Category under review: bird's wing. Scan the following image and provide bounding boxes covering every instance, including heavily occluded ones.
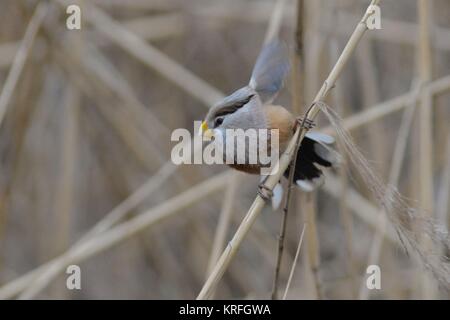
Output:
[249,40,290,104]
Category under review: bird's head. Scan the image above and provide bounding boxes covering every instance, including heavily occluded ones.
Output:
[199,40,290,138]
[199,86,260,138]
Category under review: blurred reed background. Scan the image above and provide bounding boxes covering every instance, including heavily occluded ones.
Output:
[0,0,449,299]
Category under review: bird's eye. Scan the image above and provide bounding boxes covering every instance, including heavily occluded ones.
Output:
[214,117,224,127]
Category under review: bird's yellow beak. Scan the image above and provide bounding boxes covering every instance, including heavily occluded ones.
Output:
[199,121,214,139]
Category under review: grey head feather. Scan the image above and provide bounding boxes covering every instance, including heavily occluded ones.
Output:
[214,86,256,111]
[249,40,290,104]
[204,86,267,140]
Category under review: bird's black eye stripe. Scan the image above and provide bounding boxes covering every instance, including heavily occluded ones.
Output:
[213,94,255,122]
[215,94,255,118]
[233,94,254,108]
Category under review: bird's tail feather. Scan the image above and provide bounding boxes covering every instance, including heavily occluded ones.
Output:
[284,132,340,192]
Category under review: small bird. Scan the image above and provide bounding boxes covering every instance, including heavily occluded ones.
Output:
[199,41,339,202]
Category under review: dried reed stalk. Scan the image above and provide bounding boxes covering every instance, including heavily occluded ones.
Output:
[271,0,304,300]
[282,223,306,299]
[303,193,322,299]
[417,0,438,299]
[205,172,240,299]
[0,2,48,129]
[329,35,358,298]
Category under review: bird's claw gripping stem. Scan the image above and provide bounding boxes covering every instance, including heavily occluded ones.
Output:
[257,183,273,202]
[295,117,315,131]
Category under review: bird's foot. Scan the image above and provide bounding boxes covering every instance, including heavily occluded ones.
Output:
[257,183,273,202]
[295,117,315,131]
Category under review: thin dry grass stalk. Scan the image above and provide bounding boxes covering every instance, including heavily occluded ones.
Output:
[0,2,48,129]
[304,193,322,299]
[417,0,438,298]
[206,173,240,276]
[271,0,305,300]
[329,36,358,298]
[271,185,291,299]
[52,85,79,262]
[282,223,307,299]
[204,172,241,299]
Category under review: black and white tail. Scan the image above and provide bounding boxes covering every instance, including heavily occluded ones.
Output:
[269,132,340,210]
[285,132,340,192]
